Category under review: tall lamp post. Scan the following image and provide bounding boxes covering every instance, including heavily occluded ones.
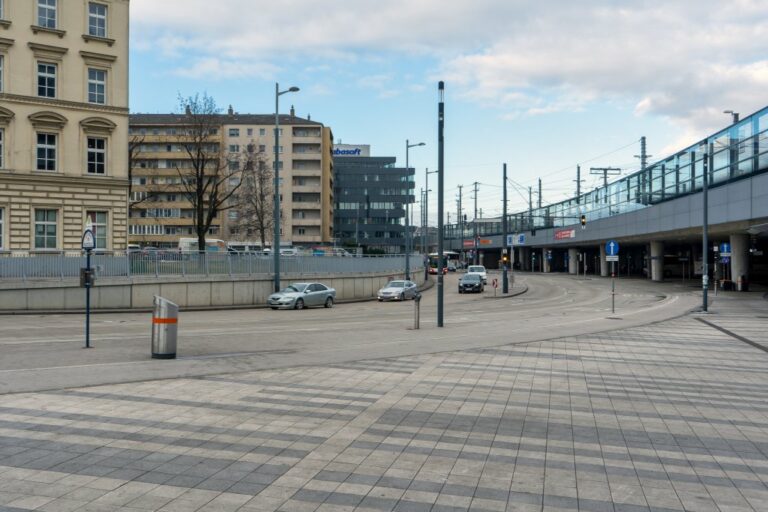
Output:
[723,110,739,124]
[273,83,300,293]
[405,140,425,280]
[424,167,438,254]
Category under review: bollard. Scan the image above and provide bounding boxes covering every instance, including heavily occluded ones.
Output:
[151,296,179,359]
[413,292,422,329]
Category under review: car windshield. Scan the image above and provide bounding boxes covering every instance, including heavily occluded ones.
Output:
[282,284,308,293]
[463,274,481,281]
[468,266,485,273]
[387,281,405,288]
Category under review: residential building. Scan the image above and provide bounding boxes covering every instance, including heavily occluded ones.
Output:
[128,108,334,248]
[0,0,130,252]
[333,145,415,253]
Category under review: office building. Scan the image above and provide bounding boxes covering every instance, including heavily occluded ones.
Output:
[333,145,414,253]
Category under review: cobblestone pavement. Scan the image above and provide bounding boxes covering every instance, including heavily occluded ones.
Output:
[1,308,767,511]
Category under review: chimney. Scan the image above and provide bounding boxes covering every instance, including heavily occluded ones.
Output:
[307,113,311,121]
[228,105,234,115]
[290,105,295,117]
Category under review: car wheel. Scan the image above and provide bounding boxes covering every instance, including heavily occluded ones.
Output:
[400,293,405,301]
[324,297,334,308]
[295,299,305,310]
[270,307,278,310]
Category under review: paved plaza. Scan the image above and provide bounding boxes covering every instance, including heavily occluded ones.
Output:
[0,289,767,511]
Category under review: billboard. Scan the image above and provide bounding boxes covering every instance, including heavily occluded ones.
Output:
[333,144,371,157]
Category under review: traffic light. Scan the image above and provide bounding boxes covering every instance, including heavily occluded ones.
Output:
[580,214,586,229]
[502,254,508,264]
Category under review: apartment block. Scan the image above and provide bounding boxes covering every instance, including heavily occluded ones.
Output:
[128,108,334,248]
[0,0,130,252]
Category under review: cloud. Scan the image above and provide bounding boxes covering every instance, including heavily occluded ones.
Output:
[132,0,768,134]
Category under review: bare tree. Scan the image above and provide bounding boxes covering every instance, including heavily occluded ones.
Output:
[229,143,275,249]
[174,94,242,252]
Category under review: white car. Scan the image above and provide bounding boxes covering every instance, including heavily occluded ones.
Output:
[377,280,418,301]
[466,265,488,284]
[267,282,336,310]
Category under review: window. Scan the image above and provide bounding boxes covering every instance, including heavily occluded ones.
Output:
[34,209,57,249]
[87,211,107,249]
[88,2,107,37]
[298,228,306,235]
[37,63,56,98]
[247,128,253,136]
[259,144,266,153]
[0,0,4,19]
[88,68,106,104]
[0,128,3,169]
[228,161,239,171]
[259,128,266,136]
[36,133,56,171]
[0,207,3,250]
[38,0,56,28]
[229,144,239,153]
[87,137,106,174]
[0,55,4,93]
[229,128,239,137]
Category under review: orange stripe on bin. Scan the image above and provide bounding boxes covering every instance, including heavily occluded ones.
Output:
[152,317,178,324]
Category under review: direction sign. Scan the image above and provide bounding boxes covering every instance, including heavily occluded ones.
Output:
[81,229,95,251]
[606,255,619,262]
[719,242,731,256]
[605,240,620,257]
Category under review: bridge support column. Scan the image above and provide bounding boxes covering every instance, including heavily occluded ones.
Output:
[730,233,750,285]
[650,241,664,282]
[600,243,608,277]
[568,248,578,275]
[542,249,551,273]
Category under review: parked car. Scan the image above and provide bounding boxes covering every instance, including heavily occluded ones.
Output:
[268,282,336,310]
[377,280,418,301]
[428,266,448,275]
[458,273,484,293]
[466,265,488,284]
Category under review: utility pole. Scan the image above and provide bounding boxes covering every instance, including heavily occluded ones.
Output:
[502,163,509,294]
[473,181,479,265]
[420,187,425,254]
[437,81,445,328]
[635,137,651,204]
[575,165,582,204]
[702,144,710,312]
[528,186,533,230]
[457,185,463,263]
[590,167,622,189]
[537,178,542,209]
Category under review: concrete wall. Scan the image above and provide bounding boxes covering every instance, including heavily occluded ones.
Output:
[0,270,426,312]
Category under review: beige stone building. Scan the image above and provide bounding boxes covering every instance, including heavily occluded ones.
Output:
[0,0,130,252]
[128,110,334,248]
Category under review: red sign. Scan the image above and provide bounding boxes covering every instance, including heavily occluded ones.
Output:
[463,239,492,247]
[492,278,498,288]
[554,229,576,240]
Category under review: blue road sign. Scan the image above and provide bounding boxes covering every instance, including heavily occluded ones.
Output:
[721,256,731,264]
[719,242,731,256]
[605,240,620,256]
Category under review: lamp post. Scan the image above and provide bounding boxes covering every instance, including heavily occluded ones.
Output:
[405,140,425,280]
[273,83,299,293]
[425,167,438,254]
[723,110,739,124]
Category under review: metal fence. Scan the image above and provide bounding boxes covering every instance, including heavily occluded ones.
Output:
[0,252,425,281]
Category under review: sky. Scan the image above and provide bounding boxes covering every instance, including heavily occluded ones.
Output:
[130,0,768,224]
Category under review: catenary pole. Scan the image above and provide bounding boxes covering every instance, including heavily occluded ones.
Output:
[437,82,445,327]
[502,163,509,294]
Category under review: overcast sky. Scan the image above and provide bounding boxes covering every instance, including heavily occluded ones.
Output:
[130,0,768,222]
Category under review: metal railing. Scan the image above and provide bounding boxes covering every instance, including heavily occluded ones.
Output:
[0,251,424,282]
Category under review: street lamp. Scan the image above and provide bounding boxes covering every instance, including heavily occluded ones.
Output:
[273,83,300,293]
[405,140,425,280]
[723,110,739,124]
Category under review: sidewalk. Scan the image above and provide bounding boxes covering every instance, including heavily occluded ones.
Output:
[0,296,765,511]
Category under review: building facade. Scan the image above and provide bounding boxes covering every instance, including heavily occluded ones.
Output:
[128,110,334,248]
[0,0,130,252]
[333,145,415,253]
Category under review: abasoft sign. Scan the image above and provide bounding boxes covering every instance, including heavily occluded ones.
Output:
[333,144,371,157]
[554,228,576,240]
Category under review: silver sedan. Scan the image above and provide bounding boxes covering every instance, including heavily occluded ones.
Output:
[377,280,418,301]
[267,282,336,310]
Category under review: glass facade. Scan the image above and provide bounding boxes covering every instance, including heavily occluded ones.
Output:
[445,106,768,240]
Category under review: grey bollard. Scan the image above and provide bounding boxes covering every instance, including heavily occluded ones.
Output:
[151,296,178,359]
[414,292,422,329]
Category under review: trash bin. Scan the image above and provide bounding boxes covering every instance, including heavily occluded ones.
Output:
[738,275,749,292]
[151,296,178,359]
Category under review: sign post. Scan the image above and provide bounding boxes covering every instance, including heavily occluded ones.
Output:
[81,229,95,349]
[606,240,620,314]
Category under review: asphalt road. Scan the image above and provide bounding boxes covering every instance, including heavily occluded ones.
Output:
[0,272,702,394]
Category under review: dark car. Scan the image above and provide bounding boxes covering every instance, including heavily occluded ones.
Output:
[458,273,484,293]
